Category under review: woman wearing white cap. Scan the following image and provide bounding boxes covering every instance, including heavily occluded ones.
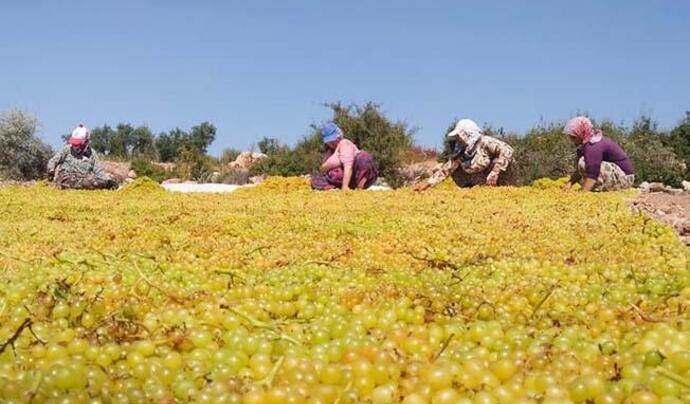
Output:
[47,124,117,189]
[414,119,515,191]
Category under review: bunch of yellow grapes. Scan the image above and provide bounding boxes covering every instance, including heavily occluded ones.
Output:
[0,178,688,403]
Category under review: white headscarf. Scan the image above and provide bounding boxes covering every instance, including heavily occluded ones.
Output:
[447,119,483,156]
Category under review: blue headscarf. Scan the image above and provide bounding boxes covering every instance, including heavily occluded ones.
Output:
[322,123,343,143]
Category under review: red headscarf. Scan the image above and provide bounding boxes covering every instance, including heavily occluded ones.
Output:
[69,124,90,147]
[563,116,602,144]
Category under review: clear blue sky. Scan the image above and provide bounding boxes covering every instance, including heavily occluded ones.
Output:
[1,1,688,155]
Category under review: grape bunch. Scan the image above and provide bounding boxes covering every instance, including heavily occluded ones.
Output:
[0,179,687,403]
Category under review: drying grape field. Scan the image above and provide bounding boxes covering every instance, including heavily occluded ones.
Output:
[0,178,688,403]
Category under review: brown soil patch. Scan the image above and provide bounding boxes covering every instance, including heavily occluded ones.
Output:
[631,192,690,245]
[100,161,131,183]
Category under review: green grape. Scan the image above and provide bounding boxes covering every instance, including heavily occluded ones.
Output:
[0,179,688,402]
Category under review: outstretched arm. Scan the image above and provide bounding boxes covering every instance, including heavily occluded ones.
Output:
[414,159,459,191]
[485,139,513,186]
[341,163,353,191]
[47,148,68,175]
[581,178,596,192]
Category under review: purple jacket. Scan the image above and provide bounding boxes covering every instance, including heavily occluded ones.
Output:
[578,137,634,179]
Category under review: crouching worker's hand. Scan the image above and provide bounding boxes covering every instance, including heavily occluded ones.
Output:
[486,170,499,186]
[413,182,431,192]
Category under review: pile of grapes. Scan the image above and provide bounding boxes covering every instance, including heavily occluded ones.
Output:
[0,179,688,403]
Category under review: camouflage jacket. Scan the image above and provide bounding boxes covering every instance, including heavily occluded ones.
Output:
[47,146,110,179]
[427,136,514,187]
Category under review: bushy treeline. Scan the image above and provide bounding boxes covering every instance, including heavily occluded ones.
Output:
[0,110,53,181]
[60,121,216,162]
[249,102,416,187]
[440,114,690,187]
[58,121,218,182]
[1,105,689,187]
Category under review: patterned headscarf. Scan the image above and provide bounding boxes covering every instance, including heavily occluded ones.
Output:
[448,119,483,158]
[563,116,602,144]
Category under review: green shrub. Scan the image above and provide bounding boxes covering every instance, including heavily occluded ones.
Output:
[619,117,686,186]
[437,121,573,185]
[664,114,690,179]
[249,136,321,177]
[250,102,416,188]
[437,116,687,186]
[88,124,156,159]
[330,102,415,187]
[119,176,164,193]
[155,122,216,162]
[502,124,574,185]
[173,145,216,181]
[219,167,250,185]
[220,148,242,165]
[0,109,53,180]
[130,158,171,183]
[257,137,284,155]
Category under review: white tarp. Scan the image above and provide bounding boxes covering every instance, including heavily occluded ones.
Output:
[161,183,253,193]
[367,185,392,191]
[161,183,392,193]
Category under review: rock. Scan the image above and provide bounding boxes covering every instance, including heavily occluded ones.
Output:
[638,182,650,192]
[647,182,667,193]
[162,178,182,184]
[153,162,176,172]
[228,152,268,170]
[637,182,684,194]
[210,171,221,183]
[100,160,131,183]
[127,170,137,179]
[249,175,266,184]
[640,183,650,192]
[682,180,690,192]
[679,220,690,236]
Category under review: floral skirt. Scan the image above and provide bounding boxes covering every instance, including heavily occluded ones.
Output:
[577,157,635,191]
[451,161,517,188]
[311,151,379,190]
[55,170,118,190]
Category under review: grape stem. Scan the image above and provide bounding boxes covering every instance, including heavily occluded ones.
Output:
[244,245,271,256]
[0,317,44,354]
[629,303,663,323]
[0,251,33,265]
[27,370,43,404]
[334,382,354,404]
[405,250,462,271]
[656,367,690,389]
[214,270,246,286]
[530,286,557,319]
[222,306,301,345]
[302,260,342,268]
[257,356,284,388]
[432,333,455,362]
[224,306,271,328]
[133,263,185,304]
